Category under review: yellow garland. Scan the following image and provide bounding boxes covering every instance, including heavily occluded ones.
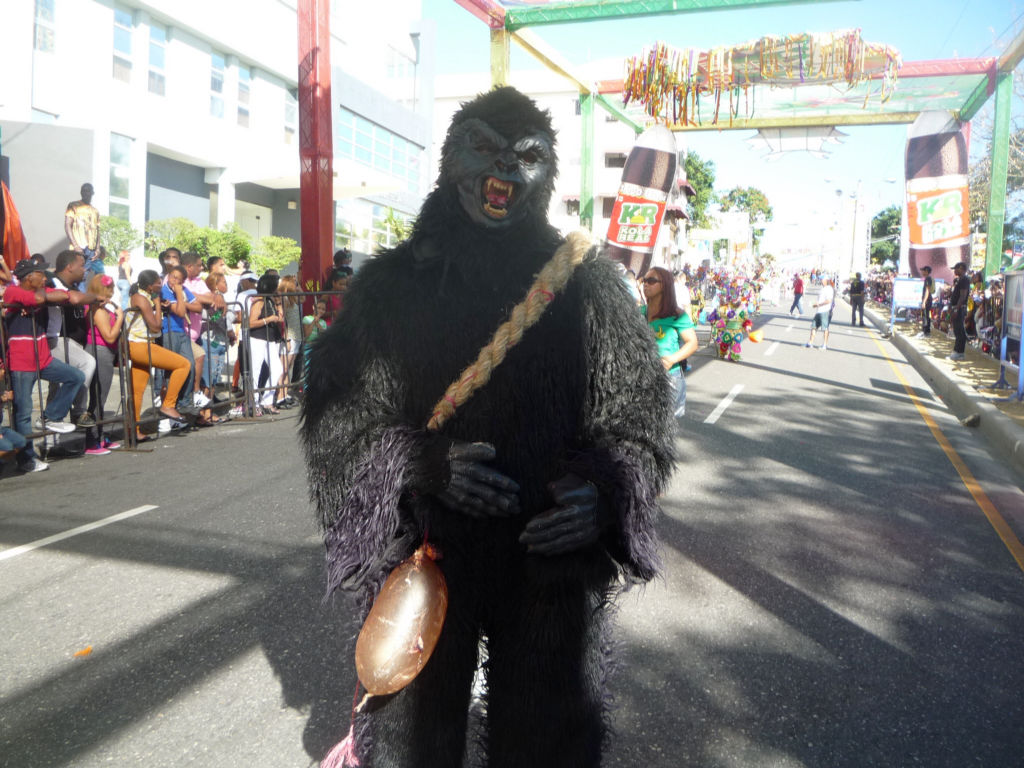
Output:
[426,230,592,432]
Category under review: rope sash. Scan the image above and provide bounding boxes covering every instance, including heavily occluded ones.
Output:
[427,230,592,431]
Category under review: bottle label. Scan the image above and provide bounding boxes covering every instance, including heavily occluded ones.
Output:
[907,174,969,248]
[606,193,667,251]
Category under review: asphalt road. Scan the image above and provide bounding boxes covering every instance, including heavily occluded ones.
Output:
[1,290,1023,767]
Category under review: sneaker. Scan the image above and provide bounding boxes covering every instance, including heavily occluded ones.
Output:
[152,395,162,408]
[18,458,49,473]
[34,418,76,434]
[193,392,211,408]
[804,342,811,348]
[158,418,172,433]
[84,446,111,456]
[948,352,966,361]
[228,405,245,418]
[820,344,827,350]
[102,439,122,450]
[75,413,96,428]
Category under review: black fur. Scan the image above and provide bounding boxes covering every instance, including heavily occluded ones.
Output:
[302,86,675,767]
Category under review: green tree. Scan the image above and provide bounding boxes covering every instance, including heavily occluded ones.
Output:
[719,186,773,249]
[870,204,901,265]
[144,217,205,259]
[683,151,716,229]
[968,67,1024,239]
[249,235,300,275]
[205,223,252,267]
[99,216,142,263]
[373,208,414,251]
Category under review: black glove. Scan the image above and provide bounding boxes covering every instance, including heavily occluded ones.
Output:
[519,474,613,556]
[415,437,520,518]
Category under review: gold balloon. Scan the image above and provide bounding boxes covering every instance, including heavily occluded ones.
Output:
[355,545,448,696]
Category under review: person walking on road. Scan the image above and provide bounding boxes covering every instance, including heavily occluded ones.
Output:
[805,278,835,351]
[849,272,866,327]
[641,266,699,416]
[790,273,804,316]
[917,265,934,337]
[948,262,969,361]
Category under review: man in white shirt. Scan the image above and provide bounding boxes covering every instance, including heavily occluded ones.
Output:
[805,278,835,351]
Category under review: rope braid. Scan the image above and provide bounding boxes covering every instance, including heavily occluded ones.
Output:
[427,230,592,432]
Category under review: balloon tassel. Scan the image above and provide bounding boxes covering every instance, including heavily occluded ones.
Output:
[321,723,360,768]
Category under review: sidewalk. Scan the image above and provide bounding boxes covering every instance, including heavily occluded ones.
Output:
[856,298,1024,482]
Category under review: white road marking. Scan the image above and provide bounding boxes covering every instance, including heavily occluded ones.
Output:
[704,384,744,425]
[0,505,159,562]
[764,341,780,356]
[784,324,794,333]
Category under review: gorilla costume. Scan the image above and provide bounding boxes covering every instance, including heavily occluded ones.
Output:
[302,87,675,767]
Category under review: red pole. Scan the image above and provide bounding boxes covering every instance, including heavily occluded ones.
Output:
[297,0,334,303]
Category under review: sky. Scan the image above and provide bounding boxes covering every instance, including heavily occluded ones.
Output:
[419,0,1024,256]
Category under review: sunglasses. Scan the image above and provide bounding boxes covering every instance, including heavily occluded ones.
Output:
[642,277,660,285]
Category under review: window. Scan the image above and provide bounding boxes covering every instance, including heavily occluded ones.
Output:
[148,23,166,95]
[34,0,55,53]
[335,108,423,193]
[237,66,250,127]
[210,52,225,118]
[109,133,132,220]
[604,153,626,169]
[602,197,616,219]
[111,7,135,82]
[284,89,297,143]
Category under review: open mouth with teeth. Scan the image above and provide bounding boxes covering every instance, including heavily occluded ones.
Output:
[482,176,516,219]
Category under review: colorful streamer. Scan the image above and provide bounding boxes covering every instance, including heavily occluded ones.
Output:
[623,29,902,128]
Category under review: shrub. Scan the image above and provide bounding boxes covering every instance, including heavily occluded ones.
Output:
[100,216,143,263]
[250,235,301,275]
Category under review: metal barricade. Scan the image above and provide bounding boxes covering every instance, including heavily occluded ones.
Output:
[239,289,341,417]
[0,297,116,460]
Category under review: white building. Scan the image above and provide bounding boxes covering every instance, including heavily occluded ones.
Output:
[0,0,434,265]
[433,69,692,269]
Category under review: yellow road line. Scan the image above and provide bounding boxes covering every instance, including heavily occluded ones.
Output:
[870,333,1024,573]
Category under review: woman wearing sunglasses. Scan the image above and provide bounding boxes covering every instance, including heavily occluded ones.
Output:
[641,267,698,417]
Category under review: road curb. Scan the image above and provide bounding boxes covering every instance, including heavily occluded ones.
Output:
[858,301,1024,481]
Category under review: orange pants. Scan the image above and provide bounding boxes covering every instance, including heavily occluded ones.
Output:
[128,341,190,419]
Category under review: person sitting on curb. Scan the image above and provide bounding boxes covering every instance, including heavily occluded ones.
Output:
[2,256,86,473]
[805,278,835,351]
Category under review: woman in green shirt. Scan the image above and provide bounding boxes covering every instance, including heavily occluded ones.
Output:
[641,267,699,416]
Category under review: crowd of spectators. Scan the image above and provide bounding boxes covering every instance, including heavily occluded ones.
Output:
[865,266,1016,364]
[0,247,352,477]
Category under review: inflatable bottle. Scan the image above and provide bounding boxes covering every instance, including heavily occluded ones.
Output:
[604,125,678,278]
[905,111,971,283]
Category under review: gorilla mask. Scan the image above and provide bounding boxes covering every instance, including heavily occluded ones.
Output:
[441,87,557,229]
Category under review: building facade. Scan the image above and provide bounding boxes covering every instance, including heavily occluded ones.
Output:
[0,0,434,267]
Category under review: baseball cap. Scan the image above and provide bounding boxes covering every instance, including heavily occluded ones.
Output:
[239,271,258,282]
[13,255,49,280]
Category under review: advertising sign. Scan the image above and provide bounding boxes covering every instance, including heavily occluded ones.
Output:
[606,193,666,250]
[892,277,925,309]
[1006,272,1024,342]
[906,176,970,248]
[904,111,970,283]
